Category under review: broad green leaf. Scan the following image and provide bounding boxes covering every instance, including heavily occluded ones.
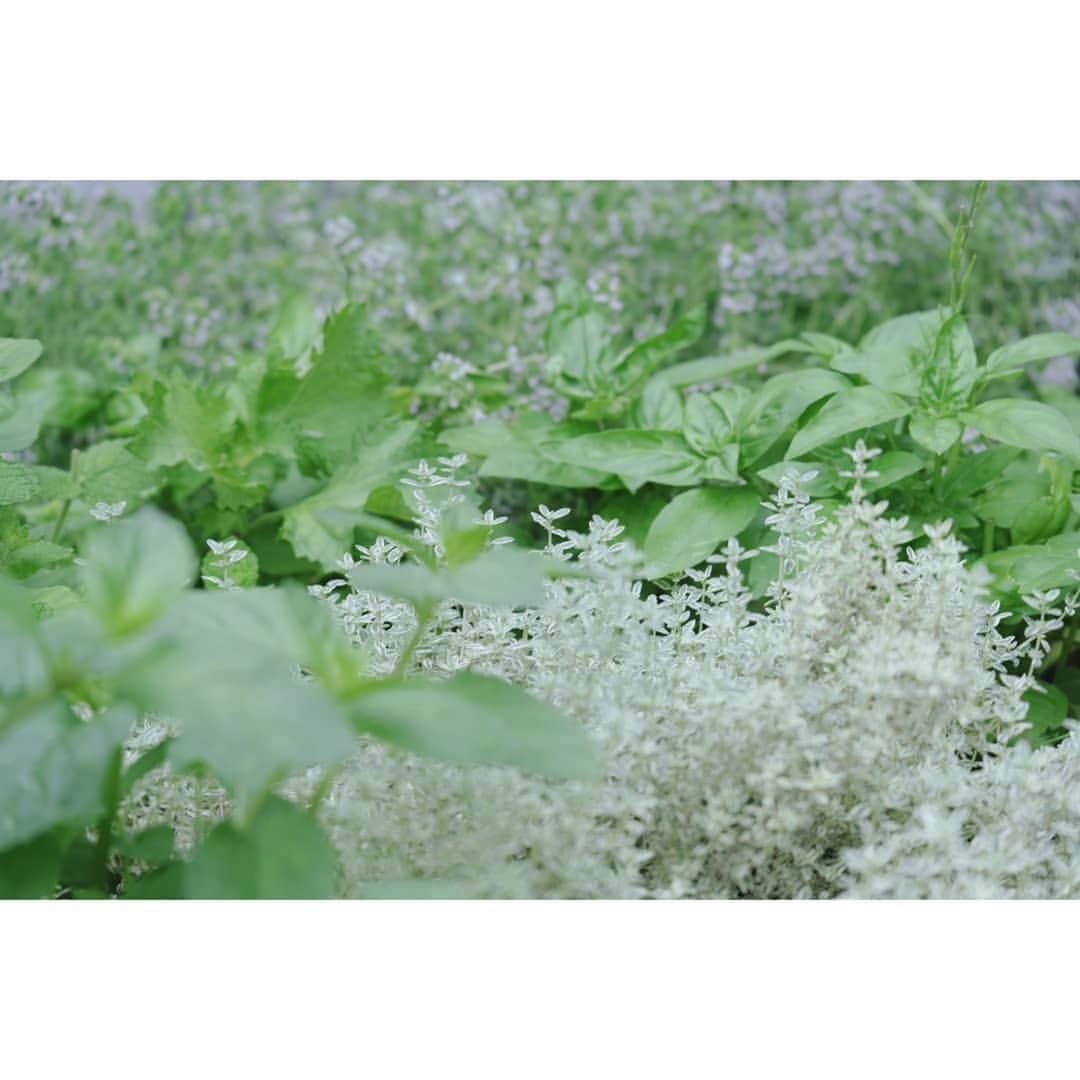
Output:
[0,391,50,453]
[860,451,924,492]
[908,412,963,455]
[683,394,734,456]
[960,400,1080,460]
[266,296,321,364]
[1021,682,1069,748]
[0,574,48,697]
[0,830,66,898]
[786,387,912,459]
[978,531,1080,596]
[831,342,920,396]
[441,414,615,489]
[552,430,704,491]
[545,281,612,389]
[350,546,550,610]
[128,797,338,899]
[702,444,742,483]
[118,589,355,805]
[940,446,1023,501]
[649,339,809,391]
[643,487,759,578]
[756,460,839,496]
[799,331,853,360]
[618,303,706,384]
[273,304,392,463]
[279,421,418,570]
[973,455,1071,544]
[77,440,156,505]
[634,380,683,431]
[79,507,197,636]
[0,460,39,506]
[984,333,1080,379]
[0,702,131,851]
[740,369,851,464]
[0,339,43,383]
[351,671,599,781]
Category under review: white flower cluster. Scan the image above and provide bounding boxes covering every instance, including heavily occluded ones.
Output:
[310,445,1072,898]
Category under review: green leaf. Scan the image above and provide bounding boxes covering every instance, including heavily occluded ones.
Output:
[0,830,65,898]
[756,460,839,496]
[740,369,851,464]
[984,333,1080,379]
[79,507,197,637]
[1021,682,1069,748]
[266,296,321,364]
[0,391,50,453]
[116,824,175,864]
[351,671,599,781]
[973,455,1072,544]
[908,412,963,455]
[834,310,945,396]
[118,589,356,805]
[860,451,924,492]
[76,440,156,505]
[618,303,706,385]
[650,339,808,391]
[551,430,704,491]
[960,400,1080,460]
[349,546,550,610]
[0,460,40,507]
[272,304,392,464]
[544,281,613,390]
[978,531,1080,596]
[940,446,1023,501]
[643,487,759,578]
[279,421,418,570]
[682,394,735,456]
[786,387,912,459]
[634,380,683,431]
[128,797,338,899]
[0,339,43,383]
[0,703,132,852]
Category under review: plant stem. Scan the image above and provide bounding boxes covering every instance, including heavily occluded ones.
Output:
[392,603,433,679]
[50,447,81,542]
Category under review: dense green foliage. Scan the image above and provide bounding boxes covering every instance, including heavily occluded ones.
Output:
[1,181,1078,898]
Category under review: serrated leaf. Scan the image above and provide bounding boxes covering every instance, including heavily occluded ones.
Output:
[643,487,759,578]
[280,421,418,570]
[77,440,156,505]
[0,460,39,506]
[351,671,599,781]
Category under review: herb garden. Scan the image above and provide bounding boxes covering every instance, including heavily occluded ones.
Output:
[1,180,1078,899]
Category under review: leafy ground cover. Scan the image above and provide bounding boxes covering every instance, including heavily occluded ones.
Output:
[1,180,1078,898]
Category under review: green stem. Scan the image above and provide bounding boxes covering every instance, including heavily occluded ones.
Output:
[307,765,341,820]
[50,447,81,542]
[982,519,995,557]
[93,747,124,894]
[391,603,434,680]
